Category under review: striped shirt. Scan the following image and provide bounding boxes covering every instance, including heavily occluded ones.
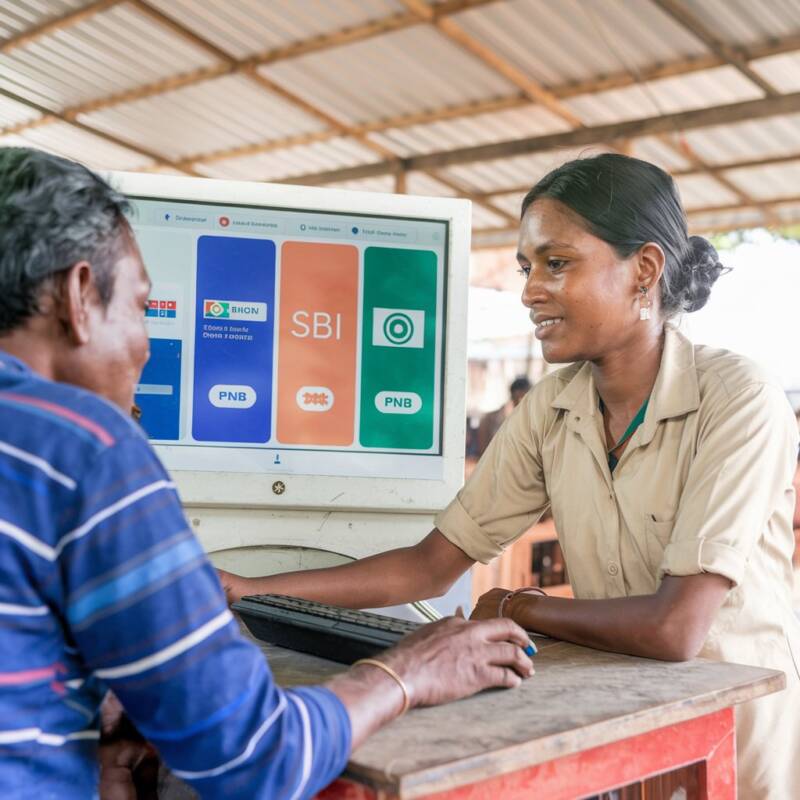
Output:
[0,350,351,799]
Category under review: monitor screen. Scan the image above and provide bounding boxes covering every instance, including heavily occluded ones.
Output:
[117,175,469,514]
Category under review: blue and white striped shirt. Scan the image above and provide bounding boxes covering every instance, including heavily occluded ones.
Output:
[0,350,351,799]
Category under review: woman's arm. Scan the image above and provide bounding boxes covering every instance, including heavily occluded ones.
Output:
[218,528,475,608]
[471,572,731,661]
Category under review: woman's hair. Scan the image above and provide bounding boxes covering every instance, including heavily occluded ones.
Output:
[520,153,727,316]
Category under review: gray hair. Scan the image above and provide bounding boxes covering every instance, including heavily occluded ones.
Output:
[0,147,130,334]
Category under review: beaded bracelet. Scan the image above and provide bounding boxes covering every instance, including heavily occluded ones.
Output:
[497,585,547,619]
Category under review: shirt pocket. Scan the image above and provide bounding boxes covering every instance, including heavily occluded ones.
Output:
[644,515,675,576]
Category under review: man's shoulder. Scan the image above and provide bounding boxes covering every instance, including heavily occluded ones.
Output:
[0,371,143,456]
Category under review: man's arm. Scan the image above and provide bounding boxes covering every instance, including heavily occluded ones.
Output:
[68,437,532,799]
[218,528,474,608]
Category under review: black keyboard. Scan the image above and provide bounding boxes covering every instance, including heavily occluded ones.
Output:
[233,594,421,664]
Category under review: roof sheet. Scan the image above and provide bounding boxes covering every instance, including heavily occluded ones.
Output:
[751,51,800,94]
[0,119,153,170]
[680,0,800,47]
[260,26,517,127]
[724,160,800,201]
[368,103,570,158]
[0,3,220,111]
[80,74,328,161]
[0,0,87,40]
[451,0,708,87]
[195,136,380,182]
[564,66,764,127]
[144,0,404,60]
[674,173,741,210]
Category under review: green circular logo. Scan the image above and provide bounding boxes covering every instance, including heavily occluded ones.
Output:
[383,312,414,345]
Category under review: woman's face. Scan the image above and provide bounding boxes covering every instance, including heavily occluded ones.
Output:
[517,198,646,364]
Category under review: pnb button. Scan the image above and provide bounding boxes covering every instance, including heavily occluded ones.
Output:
[296,386,334,412]
[375,391,422,415]
[208,384,257,409]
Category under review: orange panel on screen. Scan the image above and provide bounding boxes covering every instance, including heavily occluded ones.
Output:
[277,242,358,445]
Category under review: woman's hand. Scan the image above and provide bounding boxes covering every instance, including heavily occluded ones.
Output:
[215,568,253,606]
[469,587,511,621]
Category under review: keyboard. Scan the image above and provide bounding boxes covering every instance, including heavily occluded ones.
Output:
[233,594,422,664]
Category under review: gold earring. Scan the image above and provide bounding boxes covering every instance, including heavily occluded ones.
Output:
[639,287,651,321]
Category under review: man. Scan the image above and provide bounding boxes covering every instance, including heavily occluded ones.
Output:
[0,148,533,799]
[476,375,531,456]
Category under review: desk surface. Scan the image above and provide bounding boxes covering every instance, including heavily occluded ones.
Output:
[255,633,784,798]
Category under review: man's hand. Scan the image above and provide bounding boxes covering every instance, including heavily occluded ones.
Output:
[469,587,512,621]
[381,614,534,707]
[99,692,158,800]
[330,613,534,748]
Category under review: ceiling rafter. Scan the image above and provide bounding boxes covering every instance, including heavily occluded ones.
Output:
[651,0,779,97]
[277,91,800,185]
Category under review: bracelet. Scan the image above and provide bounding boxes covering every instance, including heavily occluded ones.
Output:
[351,658,411,716]
[497,586,547,619]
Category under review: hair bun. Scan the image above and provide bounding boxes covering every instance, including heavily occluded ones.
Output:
[678,236,727,313]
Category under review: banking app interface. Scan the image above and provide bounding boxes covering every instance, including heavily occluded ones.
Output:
[130,198,447,480]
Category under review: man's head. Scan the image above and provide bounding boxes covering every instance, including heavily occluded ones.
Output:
[0,147,151,410]
[509,376,531,407]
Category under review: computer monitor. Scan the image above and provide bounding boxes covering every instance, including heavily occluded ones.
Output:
[113,172,471,516]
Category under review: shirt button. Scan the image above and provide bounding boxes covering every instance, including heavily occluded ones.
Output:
[607,561,619,576]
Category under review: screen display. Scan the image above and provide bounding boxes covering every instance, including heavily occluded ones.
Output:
[129,197,448,481]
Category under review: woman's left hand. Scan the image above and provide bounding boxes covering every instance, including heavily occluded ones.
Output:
[469,587,511,621]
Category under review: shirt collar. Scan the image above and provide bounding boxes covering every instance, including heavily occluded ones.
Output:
[550,325,700,432]
[0,349,32,375]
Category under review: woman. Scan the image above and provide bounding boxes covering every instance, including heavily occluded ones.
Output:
[221,154,799,798]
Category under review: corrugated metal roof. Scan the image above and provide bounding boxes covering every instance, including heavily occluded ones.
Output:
[80,74,328,161]
[688,206,767,233]
[776,202,800,223]
[680,114,800,165]
[564,66,763,127]
[674,173,741,210]
[368,103,569,158]
[751,51,800,94]
[144,0,404,60]
[451,0,708,87]
[0,92,42,127]
[329,175,396,193]
[0,0,87,40]
[630,136,693,172]
[0,3,220,111]
[680,0,800,46]
[441,144,613,194]
[195,136,380,182]
[485,191,524,219]
[1,0,799,246]
[260,26,517,127]
[0,119,153,170]
[724,160,800,201]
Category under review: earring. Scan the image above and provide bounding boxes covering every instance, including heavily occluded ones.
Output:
[639,286,651,321]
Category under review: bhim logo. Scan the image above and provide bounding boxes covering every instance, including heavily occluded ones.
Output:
[204,300,229,319]
[203,299,268,322]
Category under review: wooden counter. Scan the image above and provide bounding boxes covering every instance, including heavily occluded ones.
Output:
[258,635,784,800]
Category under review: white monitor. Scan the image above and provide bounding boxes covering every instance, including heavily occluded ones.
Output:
[113,172,471,516]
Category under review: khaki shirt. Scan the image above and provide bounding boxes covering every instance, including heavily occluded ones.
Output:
[437,326,800,799]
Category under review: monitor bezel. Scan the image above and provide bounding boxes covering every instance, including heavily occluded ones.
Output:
[109,171,471,514]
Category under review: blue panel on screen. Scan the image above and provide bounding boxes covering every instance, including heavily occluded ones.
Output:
[192,236,276,443]
[135,338,182,440]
